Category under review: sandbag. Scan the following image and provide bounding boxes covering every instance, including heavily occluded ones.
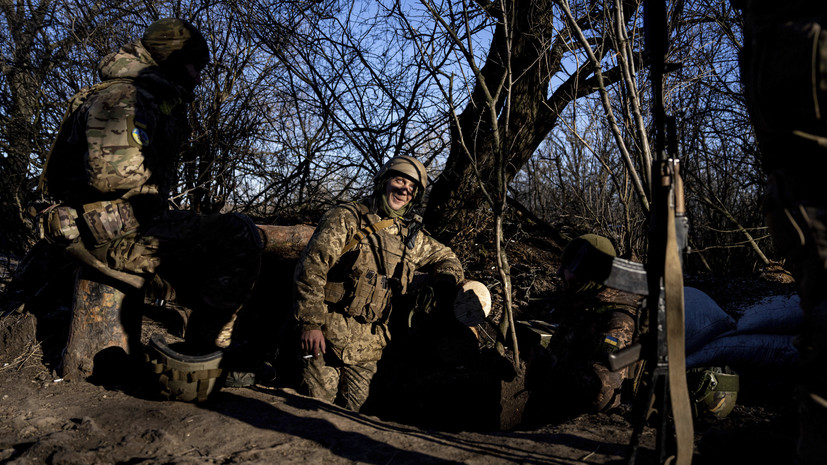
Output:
[686,333,799,369]
[736,294,803,335]
[684,287,736,354]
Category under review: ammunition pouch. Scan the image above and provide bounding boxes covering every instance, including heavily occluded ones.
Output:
[34,199,147,289]
[145,334,224,402]
[37,204,81,243]
[324,269,396,323]
[81,199,140,246]
[36,199,139,247]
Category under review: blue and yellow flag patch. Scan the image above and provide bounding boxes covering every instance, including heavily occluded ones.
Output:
[131,127,150,146]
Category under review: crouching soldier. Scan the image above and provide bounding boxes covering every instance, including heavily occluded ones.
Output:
[293,156,465,411]
[525,234,740,424]
[31,18,262,396]
[525,234,640,421]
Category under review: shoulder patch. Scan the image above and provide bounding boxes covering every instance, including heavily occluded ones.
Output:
[131,127,150,146]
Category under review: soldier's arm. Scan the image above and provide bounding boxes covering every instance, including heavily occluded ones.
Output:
[82,84,153,194]
[413,233,465,288]
[293,205,358,331]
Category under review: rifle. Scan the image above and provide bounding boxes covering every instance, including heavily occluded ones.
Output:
[630,1,693,463]
[569,1,692,463]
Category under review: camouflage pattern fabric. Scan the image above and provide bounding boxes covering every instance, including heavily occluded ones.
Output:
[527,287,640,418]
[302,356,379,411]
[294,198,464,411]
[141,18,209,70]
[739,3,827,464]
[42,40,190,209]
[36,37,262,353]
[107,210,263,350]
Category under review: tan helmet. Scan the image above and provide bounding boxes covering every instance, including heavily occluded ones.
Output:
[373,156,428,203]
[454,280,492,326]
[145,334,224,402]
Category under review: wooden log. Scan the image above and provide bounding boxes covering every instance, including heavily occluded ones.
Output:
[59,269,142,381]
[257,224,315,261]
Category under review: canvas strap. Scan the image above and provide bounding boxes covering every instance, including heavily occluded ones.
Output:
[341,219,395,254]
[665,196,693,465]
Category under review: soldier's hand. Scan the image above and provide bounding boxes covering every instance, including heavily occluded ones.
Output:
[301,329,326,358]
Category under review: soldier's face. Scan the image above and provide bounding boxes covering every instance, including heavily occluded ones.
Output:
[183,63,203,87]
[386,176,415,210]
[558,266,578,292]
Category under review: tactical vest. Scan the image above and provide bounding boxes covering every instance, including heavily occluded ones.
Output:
[33,79,182,289]
[322,202,414,324]
[39,79,132,199]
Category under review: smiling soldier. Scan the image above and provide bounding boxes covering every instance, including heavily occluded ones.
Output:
[293,156,465,411]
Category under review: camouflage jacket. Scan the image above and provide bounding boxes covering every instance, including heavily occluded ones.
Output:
[543,286,641,413]
[42,40,191,216]
[294,199,464,363]
[550,287,639,360]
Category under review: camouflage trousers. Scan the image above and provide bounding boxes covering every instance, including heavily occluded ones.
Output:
[299,311,390,411]
[101,209,263,350]
[301,355,378,412]
[526,307,636,419]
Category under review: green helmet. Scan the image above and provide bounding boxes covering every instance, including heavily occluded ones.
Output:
[373,156,428,204]
[145,334,224,402]
[687,366,740,420]
[142,18,210,71]
[560,234,616,268]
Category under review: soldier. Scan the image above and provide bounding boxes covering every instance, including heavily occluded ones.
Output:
[736,3,827,464]
[293,156,465,411]
[34,18,262,391]
[526,234,640,420]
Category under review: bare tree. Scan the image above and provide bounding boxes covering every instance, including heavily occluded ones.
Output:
[504,0,768,273]
[236,0,456,218]
[0,0,777,279]
[0,0,102,254]
[419,0,642,239]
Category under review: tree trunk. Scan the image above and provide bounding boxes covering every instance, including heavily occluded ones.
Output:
[424,0,628,239]
[59,269,143,381]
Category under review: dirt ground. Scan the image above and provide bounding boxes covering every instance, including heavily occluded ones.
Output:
[0,351,639,465]
[0,310,800,465]
[0,230,803,465]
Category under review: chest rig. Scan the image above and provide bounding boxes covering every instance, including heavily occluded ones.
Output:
[323,202,422,324]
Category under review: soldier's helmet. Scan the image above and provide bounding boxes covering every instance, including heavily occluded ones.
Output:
[373,156,428,204]
[145,334,225,403]
[142,18,210,72]
[560,234,616,270]
[687,366,740,420]
[454,280,492,326]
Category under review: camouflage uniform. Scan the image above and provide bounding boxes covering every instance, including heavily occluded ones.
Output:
[39,21,261,354]
[529,286,639,418]
[294,198,464,411]
[738,3,827,463]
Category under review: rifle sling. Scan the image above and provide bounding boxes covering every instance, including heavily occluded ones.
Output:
[65,240,146,289]
[665,203,693,465]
